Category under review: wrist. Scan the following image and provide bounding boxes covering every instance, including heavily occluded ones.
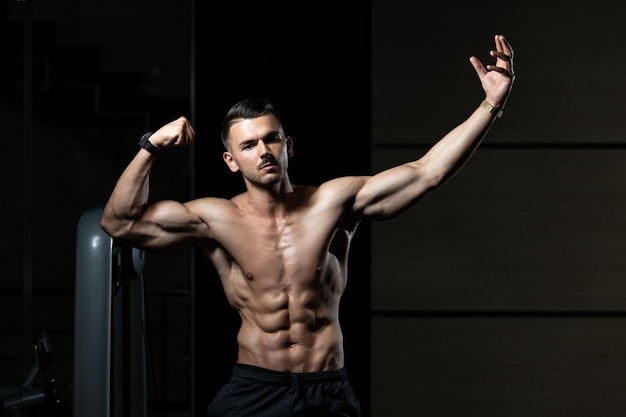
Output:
[480,100,504,119]
[138,132,160,155]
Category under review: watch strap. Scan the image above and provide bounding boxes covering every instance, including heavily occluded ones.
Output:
[139,132,160,155]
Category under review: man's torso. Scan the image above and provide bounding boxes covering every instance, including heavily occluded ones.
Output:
[195,182,360,372]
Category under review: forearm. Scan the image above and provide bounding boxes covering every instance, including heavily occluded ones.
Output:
[422,32,514,185]
[418,101,499,186]
[102,149,156,230]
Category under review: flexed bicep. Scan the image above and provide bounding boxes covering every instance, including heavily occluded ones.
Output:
[105,199,207,250]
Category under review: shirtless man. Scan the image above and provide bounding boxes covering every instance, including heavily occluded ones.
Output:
[100,35,515,416]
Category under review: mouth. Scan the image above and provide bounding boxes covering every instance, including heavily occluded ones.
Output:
[260,162,277,171]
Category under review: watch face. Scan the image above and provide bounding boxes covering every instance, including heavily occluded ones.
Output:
[140,132,159,154]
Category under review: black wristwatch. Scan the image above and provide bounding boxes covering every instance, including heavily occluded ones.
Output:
[138,132,160,155]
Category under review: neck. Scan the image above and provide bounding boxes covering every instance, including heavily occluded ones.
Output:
[243,175,294,215]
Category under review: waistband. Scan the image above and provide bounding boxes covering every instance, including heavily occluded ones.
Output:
[232,363,348,386]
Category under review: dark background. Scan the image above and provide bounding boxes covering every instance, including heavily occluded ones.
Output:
[3,1,626,417]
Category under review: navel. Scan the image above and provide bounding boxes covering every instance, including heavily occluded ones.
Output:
[246,272,254,281]
[316,264,323,272]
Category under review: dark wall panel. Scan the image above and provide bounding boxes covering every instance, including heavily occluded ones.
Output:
[372,0,626,147]
[371,1,626,416]
[372,317,626,417]
[371,147,626,311]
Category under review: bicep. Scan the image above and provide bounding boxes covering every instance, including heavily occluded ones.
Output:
[119,199,207,250]
[353,161,435,220]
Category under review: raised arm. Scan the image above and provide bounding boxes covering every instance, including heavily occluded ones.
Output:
[355,34,515,220]
[100,116,201,249]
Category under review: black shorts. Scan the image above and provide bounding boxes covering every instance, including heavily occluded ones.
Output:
[206,364,362,417]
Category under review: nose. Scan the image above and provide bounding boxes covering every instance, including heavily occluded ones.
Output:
[258,142,272,158]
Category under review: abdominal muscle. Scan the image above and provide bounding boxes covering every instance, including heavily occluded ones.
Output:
[237,318,344,373]
[234,287,345,373]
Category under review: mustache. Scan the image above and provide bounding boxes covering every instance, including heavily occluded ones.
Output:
[261,152,274,161]
[259,153,277,168]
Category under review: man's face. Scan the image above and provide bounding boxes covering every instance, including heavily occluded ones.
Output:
[222,114,293,187]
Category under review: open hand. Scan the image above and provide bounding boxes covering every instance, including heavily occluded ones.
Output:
[469,34,515,108]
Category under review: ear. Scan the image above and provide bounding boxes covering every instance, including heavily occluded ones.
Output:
[286,136,294,158]
[223,151,240,173]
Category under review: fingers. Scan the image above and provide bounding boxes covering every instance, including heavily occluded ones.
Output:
[152,116,195,148]
[491,34,514,77]
[468,34,515,78]
[473,35,514,83]
[485,64,514,79]
[495,34,513,59]
[176,116,195,145]
[469,55,488,78]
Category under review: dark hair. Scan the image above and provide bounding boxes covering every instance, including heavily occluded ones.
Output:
[220,97,283,149]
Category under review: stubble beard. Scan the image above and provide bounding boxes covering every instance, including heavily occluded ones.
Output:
[243,166,284,188]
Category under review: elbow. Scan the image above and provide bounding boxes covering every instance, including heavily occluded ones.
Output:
[410,160,445,191]
[99,209,130,239]
[99,216,119,238]
[99,209,112,236]
[423,172,446,191]
[99,200,148,239]
[416,156,460,190]
[424,163,459,189]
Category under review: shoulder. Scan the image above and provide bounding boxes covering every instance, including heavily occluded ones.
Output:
[183,196,240,222]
